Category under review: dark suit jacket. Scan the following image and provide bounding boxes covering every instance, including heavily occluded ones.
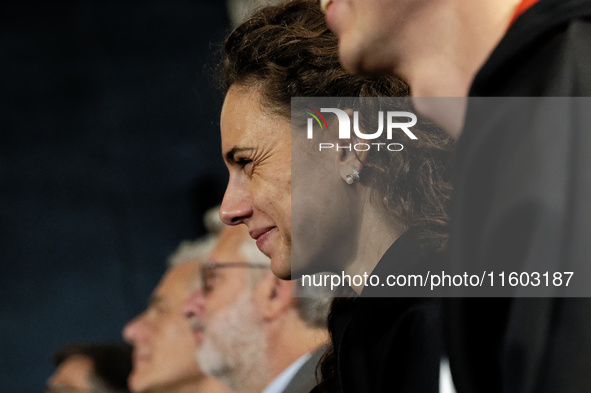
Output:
[447,0,591,392]
[310,230,443,393]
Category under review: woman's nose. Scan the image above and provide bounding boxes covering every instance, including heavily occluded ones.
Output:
[220,179,253,225]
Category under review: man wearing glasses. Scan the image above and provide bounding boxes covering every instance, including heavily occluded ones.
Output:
[122,236,230,393]
[183,224,330,393]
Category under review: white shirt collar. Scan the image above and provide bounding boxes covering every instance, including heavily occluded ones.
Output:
[261,352,313,393]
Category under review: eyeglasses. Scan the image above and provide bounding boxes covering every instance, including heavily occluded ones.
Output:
[200,261,269,296]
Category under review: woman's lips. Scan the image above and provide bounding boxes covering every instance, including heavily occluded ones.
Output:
[250,227,276,255]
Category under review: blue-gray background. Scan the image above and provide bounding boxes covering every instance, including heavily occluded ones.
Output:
[0,1,230,391]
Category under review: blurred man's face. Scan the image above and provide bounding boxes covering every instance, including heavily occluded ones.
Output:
[322,0,416,74]
[195,273,268,389]
[46,356,93,393]
[123,262,202,392]
[184,226,270,389]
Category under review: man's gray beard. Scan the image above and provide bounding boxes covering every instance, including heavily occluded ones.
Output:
[196,290,269,391]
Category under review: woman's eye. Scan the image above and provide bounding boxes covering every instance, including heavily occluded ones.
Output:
[237,159,254,175]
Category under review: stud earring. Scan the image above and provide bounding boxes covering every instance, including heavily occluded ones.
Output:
[345,168,360,185]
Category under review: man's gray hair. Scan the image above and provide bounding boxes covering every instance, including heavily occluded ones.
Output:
[167,205,224,268]
[167,234,218,268]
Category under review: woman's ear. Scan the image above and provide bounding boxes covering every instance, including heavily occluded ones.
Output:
[337,109,368,185]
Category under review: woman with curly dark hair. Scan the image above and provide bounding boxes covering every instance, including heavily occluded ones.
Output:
[216,1,454,392]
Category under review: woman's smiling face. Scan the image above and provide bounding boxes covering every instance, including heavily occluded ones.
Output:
[219,86,293,279]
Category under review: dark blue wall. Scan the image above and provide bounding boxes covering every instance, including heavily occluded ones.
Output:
[0,1,230,391]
